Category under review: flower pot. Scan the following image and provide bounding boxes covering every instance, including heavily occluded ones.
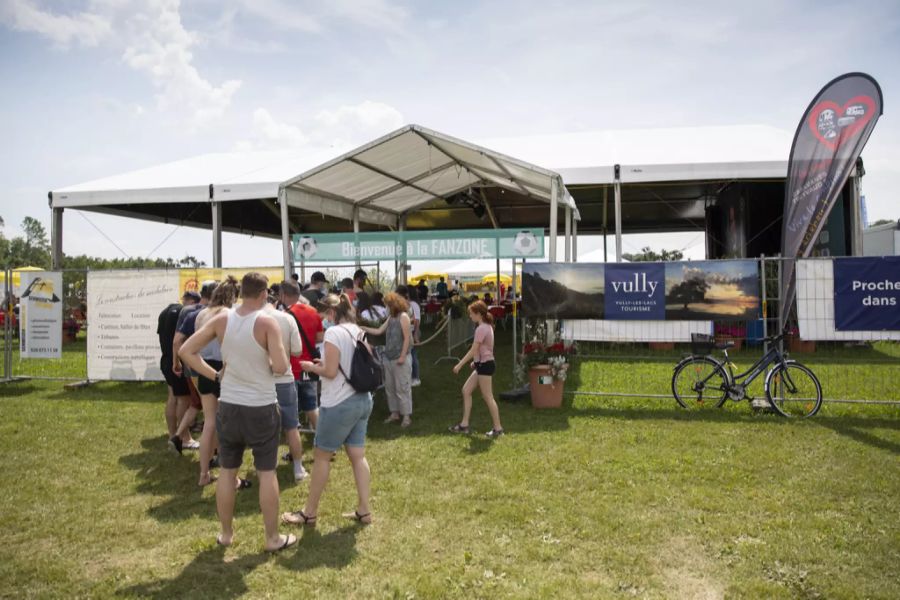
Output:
[649,342,674,351]
[528,365,564,409]
[788,337,815,353]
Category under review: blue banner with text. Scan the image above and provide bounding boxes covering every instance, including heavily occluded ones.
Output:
[834,257,900,331]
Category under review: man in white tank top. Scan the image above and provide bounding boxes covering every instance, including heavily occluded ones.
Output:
[179,272,297,552]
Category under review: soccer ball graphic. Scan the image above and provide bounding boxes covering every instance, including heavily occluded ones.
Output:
[513,230,539,255]
[296,236,318,260]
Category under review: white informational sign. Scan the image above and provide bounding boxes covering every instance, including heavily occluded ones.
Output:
[87,270,179,381]
[19,271,63,359]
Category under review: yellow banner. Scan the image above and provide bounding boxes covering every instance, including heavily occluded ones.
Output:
[177,267,285,299]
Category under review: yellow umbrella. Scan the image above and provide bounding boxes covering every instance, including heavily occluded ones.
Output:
[410,272,448,282]
[481,273,512,284]
[0,266,44,293]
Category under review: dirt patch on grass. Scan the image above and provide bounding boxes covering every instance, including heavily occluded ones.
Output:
[656,536,724,600]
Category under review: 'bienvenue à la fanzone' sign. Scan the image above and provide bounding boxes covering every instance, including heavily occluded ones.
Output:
[292,228,545,262]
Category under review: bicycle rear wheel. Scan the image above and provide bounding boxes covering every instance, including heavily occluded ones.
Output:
[765,361,822,418]
[671,356,728,410]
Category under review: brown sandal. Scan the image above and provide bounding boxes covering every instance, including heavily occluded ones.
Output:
[282,510,317,527]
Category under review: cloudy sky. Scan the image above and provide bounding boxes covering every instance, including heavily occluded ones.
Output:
[1,0,898,270]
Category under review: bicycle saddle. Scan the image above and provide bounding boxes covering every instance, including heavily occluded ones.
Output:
[715,340,735,350]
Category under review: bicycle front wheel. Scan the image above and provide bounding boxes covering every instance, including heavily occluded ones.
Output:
[765,361,822,418]
[671,356,728,410]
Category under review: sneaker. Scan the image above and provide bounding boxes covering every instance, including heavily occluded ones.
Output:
[168,436,183,455]
[183,439,200,450]
[293,463,308,481]
[282,451,293,463]
[410,379,421,387]
[485,428,505,439]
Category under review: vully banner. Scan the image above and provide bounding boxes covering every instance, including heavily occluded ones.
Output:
[19,271,63,359]
[833,257,900,331]
[780,73,883,325]
[523,260,759,321]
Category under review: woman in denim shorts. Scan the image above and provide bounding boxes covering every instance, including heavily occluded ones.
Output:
[282,293,374,526]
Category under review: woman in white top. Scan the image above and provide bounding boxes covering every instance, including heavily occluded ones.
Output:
[282,294,374,526]
[193,276,239,487]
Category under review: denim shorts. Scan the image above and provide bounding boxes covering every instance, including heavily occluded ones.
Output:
[314,392,373,452]
[296,380,318,413]
[276,382,299,430]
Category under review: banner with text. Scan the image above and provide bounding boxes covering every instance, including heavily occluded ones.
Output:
[19,271,62,359]
[779,73,883,325]
[523,260,759,321]
[87,270,179,381]
[292,228,544,262]
[834,257,900,331]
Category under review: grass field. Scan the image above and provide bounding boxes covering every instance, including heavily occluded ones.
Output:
[0,328,898,598]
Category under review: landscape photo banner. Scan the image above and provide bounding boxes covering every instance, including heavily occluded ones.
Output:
[780,73,883,324]
[19,271,62,359]
[833,257,900,331]
[87,270,179,381]
[292,228,544,262]
[523,260,760,321]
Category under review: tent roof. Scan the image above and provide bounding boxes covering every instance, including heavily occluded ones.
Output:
[280,125,575,222]
[480,124,793,184]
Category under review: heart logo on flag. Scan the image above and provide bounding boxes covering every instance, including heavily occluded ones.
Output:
[807,95,876,150]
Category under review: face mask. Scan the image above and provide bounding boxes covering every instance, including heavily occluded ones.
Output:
[322,318,334,329]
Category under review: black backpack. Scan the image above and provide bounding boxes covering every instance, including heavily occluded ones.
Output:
[336,325,382,393]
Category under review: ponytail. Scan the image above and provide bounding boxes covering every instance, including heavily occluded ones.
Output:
[210,275,239,308]
[468,300,493,326]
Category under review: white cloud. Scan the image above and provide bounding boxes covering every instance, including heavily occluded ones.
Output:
[1,0,241,127]
[313,100,404,145]
[0,0,112,47]
[235,107,308,150]
[236,100,404,150]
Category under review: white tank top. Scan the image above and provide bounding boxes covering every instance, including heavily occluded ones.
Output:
[220,309,276,407]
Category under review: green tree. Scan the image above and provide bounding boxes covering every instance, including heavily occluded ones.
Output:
[623,246,684,262]
[1,216,51,268]
[669,278,709,309]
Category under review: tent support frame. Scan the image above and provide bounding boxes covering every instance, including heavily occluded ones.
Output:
[50,204,63,269]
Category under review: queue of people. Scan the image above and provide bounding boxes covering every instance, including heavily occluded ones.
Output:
[155,268,503,551]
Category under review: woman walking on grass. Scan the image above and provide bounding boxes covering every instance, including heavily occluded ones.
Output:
[282,294,374,526]
[360,292,413,427]
[449,300,504,438]
[193,276,241,487]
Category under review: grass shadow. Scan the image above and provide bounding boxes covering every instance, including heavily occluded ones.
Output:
[46,381,164,402]
[0,382,38,398]
[277,524,361,571]
[118,545,268,599]
[119,436,261,522]
[815,417,900,455]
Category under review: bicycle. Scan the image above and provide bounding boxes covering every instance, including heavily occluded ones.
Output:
[671,332,823,418]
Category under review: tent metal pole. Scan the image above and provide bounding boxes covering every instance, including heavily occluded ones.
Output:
[602,186,608,262]
[572,217,578,262]
[211,201,222,268]
[279,187,291,280]
[849,169,863,256]
[511,258,517,385]
[399,217,407,286]
[549,178,559,263]
[614,165,623,262]
[353,206,361,269]
[50,203,63,270]
[564,205,572,262]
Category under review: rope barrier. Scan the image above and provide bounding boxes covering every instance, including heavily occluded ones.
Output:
[413,315,451,347]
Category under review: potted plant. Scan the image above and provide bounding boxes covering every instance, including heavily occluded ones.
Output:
[786,326,815,353]
[517,322,575,409]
